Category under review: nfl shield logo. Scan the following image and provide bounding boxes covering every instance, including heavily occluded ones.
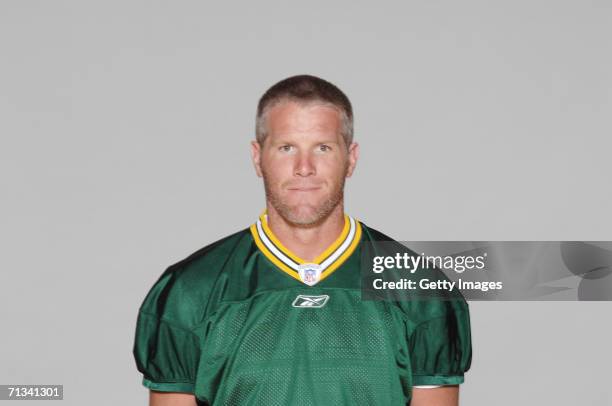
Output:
[298,263,323,286]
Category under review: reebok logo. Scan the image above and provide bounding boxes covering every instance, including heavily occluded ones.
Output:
[292,294,330,308]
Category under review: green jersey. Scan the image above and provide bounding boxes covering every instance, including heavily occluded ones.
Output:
[133,213,472,405]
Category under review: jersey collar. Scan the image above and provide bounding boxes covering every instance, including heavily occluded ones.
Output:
[250,211,362,286]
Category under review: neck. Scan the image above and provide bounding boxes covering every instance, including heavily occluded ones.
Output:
[265,203,346,262]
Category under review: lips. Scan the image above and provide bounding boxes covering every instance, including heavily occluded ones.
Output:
[286,183,323,191]
[288,186,321,191]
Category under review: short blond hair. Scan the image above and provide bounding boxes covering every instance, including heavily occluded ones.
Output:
[255,75,354,147]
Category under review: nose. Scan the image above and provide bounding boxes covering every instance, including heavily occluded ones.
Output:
[294,151,315,177]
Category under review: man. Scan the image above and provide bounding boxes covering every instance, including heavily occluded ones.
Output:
[133,75,472,405]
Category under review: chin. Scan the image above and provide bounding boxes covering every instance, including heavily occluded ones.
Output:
[284,203,337,227]
[287,217,318,227]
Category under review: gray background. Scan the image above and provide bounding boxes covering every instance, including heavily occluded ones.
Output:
[1,1,610,405]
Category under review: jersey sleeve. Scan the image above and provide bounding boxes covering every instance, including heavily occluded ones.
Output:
[133,267,202,393]
[407,307,472,386]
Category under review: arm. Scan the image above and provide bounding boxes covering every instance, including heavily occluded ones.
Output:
[134,271,203,406]
[410,385,459,406]
[406,300,471,406]
[150,391,198,406]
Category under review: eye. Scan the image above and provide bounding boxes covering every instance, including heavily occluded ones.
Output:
[317,144,331,152]
[279,145,295,153]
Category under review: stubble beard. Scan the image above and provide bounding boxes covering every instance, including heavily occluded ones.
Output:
[262,168,347,228]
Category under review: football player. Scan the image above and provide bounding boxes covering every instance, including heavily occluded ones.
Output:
[133,75,471,405]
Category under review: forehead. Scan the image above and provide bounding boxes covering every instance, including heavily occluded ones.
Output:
[265,100,343,139]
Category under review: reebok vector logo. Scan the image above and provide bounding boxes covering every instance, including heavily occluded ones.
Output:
[292,294,330,308]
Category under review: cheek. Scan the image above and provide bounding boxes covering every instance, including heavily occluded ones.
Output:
[320,157,348,180]
[262,157,293,183]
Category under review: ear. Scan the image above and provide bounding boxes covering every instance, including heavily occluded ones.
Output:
[251,140,263,178]
[346,141,359,178]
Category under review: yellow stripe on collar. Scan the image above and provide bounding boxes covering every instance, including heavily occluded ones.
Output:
[250,211,362,285]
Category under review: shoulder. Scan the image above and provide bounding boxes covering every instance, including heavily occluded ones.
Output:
[357,221,396,242]
[137,228,253,328]
[358,220,470,325]
[358,221,421,257]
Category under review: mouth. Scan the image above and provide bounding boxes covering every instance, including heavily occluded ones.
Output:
[288,187,321,192]
[287,185,323,192]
